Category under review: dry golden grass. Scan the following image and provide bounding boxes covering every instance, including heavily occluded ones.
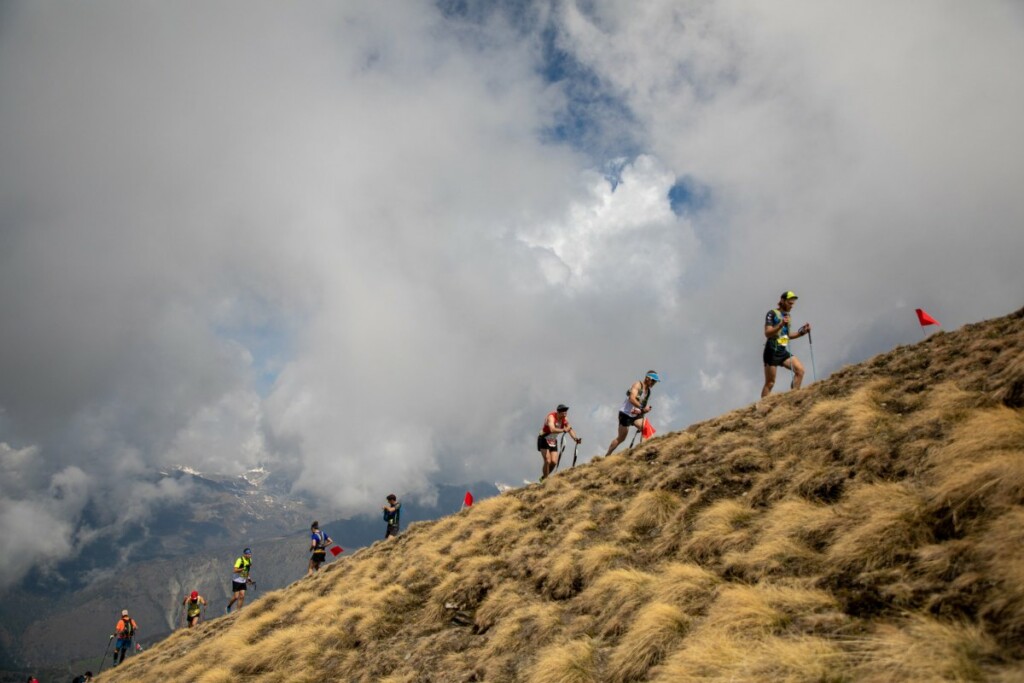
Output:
[927,408,1024,532]
[651,562,720,613]
[578,543,629,585]
[529,638,598,683]
[606,602,690,682]
[541,551,583,599]
[474,583,525,632]
[977,507,1024,651]
[724,498,833,580]
[620,489,684,536]
[485,601,561,657]
[653,633,849,683]
[931,407,1024,463]
[577,568,656,637]
[683,498,757,563]
[423,555,505,625]
[99,309,1024,683]
[851,615,1001,682]
[825,481,931,575]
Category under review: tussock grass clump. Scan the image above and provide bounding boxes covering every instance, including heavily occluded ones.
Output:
[540,551,583,599]
[474,583,525,632]
[703,583,837,637]
[652,562,720,613]
[607,602,690,682]
[230,623,320,678]
[851,615,1001,682]
[193,667,236,683]
[423,555,506,625]
[927,408,1024,532]
[485,601,561,656]
[579,543,629,585]
[725,498,832,580]
[529,637,598,683]
[825,482,931,576]
[558,519,599,552]
[977,507,1024,652]
[621,489,684,536]
[653,633,848,683]
[683,498,757,563]
[578,568,656,637]
[320,605,378,651]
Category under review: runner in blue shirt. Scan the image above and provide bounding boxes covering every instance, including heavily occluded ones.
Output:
[761,291,811,398]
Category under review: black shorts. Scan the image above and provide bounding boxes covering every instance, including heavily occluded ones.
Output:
[311,550,326,566]
[231,580,247,594]
[537,434,558,452]
[187,613,200,625]
[618,411,640,427]
[385,524,399,538]
[763,342,792,367]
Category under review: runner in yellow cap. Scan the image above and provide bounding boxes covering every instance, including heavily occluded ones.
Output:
[761,291,811,398]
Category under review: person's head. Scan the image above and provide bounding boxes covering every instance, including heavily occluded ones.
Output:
[190,591,199,600]
[311,520,319,531]
[644,371,660,386]
[387,494,397,503]
[243,547,252,557]
[779,290,798,310]
[85,673,93,680]
[121,609,129,619]
[556,404,569,415]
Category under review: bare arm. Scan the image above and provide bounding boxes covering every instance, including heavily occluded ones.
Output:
[627,381,644,409]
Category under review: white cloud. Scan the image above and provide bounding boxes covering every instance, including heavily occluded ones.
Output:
[1,0,1023,585]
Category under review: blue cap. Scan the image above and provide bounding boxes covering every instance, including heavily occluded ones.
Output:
[646,372,660,382]
[243,547,252,554]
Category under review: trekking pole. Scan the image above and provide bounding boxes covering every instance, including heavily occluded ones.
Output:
[98,635,114,673]
[629,414,643,448]
[555,433,566,472]
[808,330,817,382]
[571,439,579,468]
[629,388,652,448]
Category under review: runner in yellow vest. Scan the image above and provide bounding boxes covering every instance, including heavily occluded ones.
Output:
[182,590,206,628]
[761,291,811,397]
[226,548,252,613]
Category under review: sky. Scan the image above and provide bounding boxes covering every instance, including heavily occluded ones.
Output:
[1,0,1023,588]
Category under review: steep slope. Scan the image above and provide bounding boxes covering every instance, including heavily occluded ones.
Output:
[10,483,498,669]
[100,309,1024,683]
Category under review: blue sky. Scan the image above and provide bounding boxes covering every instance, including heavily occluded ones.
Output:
[1,0,1023,587]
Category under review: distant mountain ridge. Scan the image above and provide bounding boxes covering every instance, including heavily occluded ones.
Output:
[1,476,498,669]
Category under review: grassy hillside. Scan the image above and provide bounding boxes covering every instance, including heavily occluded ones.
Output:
[99,309,1024,682]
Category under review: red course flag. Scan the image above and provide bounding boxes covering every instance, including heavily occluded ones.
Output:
[642,418,656,440]
[916,309,940,326]
[464,491,474,507]
[329,546,343,557]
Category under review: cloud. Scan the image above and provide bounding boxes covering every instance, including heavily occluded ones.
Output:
[1,0,1023,585]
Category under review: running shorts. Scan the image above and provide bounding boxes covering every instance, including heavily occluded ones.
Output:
[537,434,558,452]
[763,342,792,367]
[618,411,640,427]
